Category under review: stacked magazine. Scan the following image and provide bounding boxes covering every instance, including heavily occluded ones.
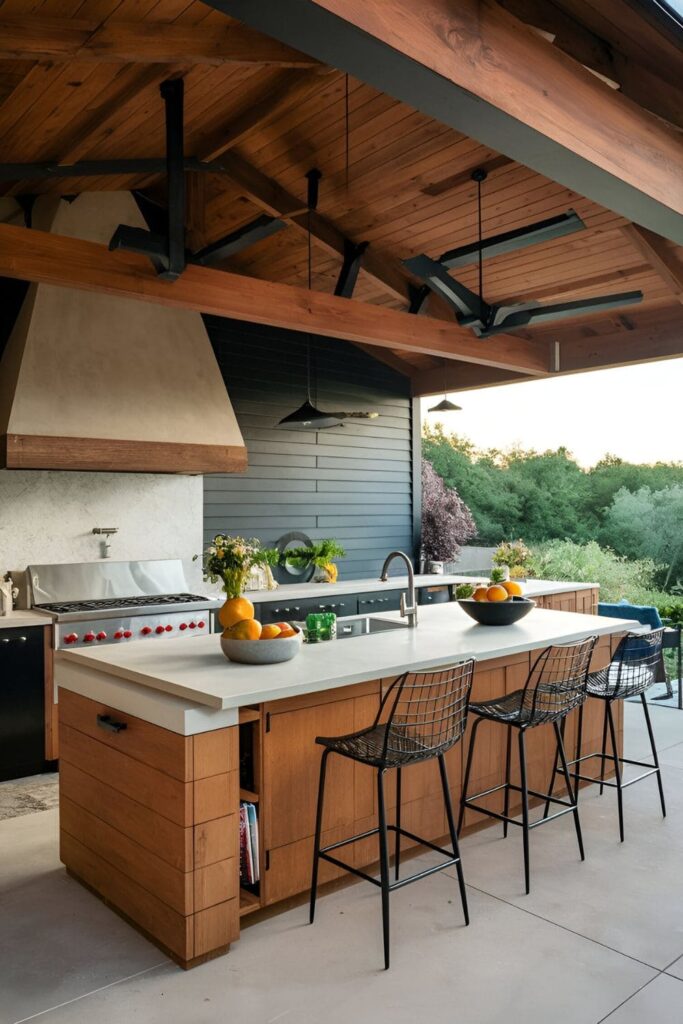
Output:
[239,801,259,886]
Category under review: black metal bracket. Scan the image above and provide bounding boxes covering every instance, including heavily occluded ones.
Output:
[305,168,322,212]
[407,283,430,315]
[16,195,37,229]
[334,238,368,298]
[108,78,186,280]
[192,214,286,266]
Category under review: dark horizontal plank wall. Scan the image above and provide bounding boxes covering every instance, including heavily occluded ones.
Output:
[204,317,415,580]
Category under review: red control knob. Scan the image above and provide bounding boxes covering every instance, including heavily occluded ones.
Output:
[155,625,165,634]
[165,624,173,632]
[123,630,132,638]
[189,621,197,629]
[179,623,187,630]
[64,633,78,644]
[96,631,107,641]
[83,632,95,642]
[198,620,206,629]
[114,630,124,640]
[141,626,152,635]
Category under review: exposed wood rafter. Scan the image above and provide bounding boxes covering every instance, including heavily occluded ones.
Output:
[621,224,683,304]
[0,222,549,375]
[211,0,683,243]
[0,16,320,67]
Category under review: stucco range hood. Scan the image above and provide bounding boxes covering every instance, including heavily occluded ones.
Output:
[0,192,247,474]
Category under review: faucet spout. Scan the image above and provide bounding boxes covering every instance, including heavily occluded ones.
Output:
[379,551,418,628]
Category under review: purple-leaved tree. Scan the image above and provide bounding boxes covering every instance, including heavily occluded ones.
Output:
[421,459,477,561]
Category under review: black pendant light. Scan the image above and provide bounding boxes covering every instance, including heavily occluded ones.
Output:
[277,170,342,431]
[428,359,462,413]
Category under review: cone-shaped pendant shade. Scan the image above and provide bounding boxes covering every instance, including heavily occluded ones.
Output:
[428,397,462,413]
[277,399,342,430]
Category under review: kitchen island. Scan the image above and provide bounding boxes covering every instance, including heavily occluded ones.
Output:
[55,603,635,968]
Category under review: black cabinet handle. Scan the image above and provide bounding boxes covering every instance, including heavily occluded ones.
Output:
[0,635,27,644]
[97,713,127,734]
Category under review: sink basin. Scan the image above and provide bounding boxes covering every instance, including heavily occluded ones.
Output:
[335,616,409,639]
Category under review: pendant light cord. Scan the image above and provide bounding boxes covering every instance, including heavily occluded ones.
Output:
[345,73,350,191]
[477,174,484,310]
[306,203,313,404]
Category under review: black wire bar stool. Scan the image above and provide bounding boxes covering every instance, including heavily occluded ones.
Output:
[458,636,597,895]
[545,629,666,843]
[309,659,475,970]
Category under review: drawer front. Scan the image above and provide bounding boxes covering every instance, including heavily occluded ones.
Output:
[259,596,357,624]
[357,590,402,614]
[418,584,452,605]
[59,688,192,781]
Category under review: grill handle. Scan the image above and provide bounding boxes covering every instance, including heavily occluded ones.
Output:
[96,713,127,734]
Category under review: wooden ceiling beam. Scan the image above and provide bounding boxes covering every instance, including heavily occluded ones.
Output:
[621,224,683,304]
[197,68,328,163]
[207,150,413,304]
[496,0,683,130]
[58,66,176,166]
[0,16,319,67]
[411,362,526,396]
[557,314,683,372]
[0,222,549,375]
[211,0,683,243]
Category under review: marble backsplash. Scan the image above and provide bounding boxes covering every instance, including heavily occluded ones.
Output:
[0,469,205,599]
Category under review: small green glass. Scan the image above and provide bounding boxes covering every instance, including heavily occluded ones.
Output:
[305,612,337,642]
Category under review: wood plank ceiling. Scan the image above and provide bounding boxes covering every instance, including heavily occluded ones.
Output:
[0,0,682,388]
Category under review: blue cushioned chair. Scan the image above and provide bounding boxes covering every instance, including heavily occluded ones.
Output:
[598,601,680,703]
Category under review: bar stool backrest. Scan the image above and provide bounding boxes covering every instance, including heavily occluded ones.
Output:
[523,636,597,724]
[604,628,665,699]
[377,659,475,765]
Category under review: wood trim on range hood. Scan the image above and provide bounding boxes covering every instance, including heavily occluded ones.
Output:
[0,192,247,475]
[0,434,248,473]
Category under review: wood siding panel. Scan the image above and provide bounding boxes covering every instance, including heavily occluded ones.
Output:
[204,319,415,576]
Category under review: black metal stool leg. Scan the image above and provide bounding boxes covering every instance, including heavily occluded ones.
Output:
[606,701,625,842]
[554,720,585,861]
[438,754,469,926]
[310,748,330,924]
[641,694,666,818]
[394,766,402,881]
[599,701,609,795]
[518,728,531,895]
[458,716,482,834]
[503,724,512,837]
[377,768,391,970]
[543,721,561,819]
[574,701,584,803]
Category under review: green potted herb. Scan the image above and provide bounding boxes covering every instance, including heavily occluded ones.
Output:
[285,539,346,583]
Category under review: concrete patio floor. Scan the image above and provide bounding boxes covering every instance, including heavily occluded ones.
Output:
[2,703,682,1024]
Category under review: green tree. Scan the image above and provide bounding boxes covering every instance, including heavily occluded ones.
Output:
[601,485,683,589]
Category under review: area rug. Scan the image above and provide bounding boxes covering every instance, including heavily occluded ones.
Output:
[0,773,59,821]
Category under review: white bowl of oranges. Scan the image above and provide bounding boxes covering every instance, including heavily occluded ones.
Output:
[219,597,303,665]
[456,576,534,626]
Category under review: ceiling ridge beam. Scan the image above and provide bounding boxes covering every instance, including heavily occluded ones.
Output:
[209,0,683,243]
[0,221,549,375]
[0,15,320,67]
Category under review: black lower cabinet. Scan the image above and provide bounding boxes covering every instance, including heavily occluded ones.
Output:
[0,626,46,781]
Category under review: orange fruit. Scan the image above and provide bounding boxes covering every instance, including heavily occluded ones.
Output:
[502,580,523,597]
[487,585,509,603]
[218,596,255,629]
[260,624,282,640]
[275,622,297,638]
[473,586,489,602]
[222,618,262,640]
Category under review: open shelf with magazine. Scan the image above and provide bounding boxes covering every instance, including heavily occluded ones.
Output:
[238,707,263,917]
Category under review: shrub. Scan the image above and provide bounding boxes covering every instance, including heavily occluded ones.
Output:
[527,539,659,603]
[421,459,477,561]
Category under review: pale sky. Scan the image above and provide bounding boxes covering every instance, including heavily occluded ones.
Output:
[421,358,683,468]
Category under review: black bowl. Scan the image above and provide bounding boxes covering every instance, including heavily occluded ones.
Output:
[458,596,535,626]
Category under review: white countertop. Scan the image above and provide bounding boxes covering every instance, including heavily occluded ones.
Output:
[0,609,50,630]
[219,575,597,607]
[56,603,631,712]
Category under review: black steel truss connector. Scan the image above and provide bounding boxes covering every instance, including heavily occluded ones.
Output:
[334,239,369,298]
[407,283,430,315]
[305,168,322,211]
